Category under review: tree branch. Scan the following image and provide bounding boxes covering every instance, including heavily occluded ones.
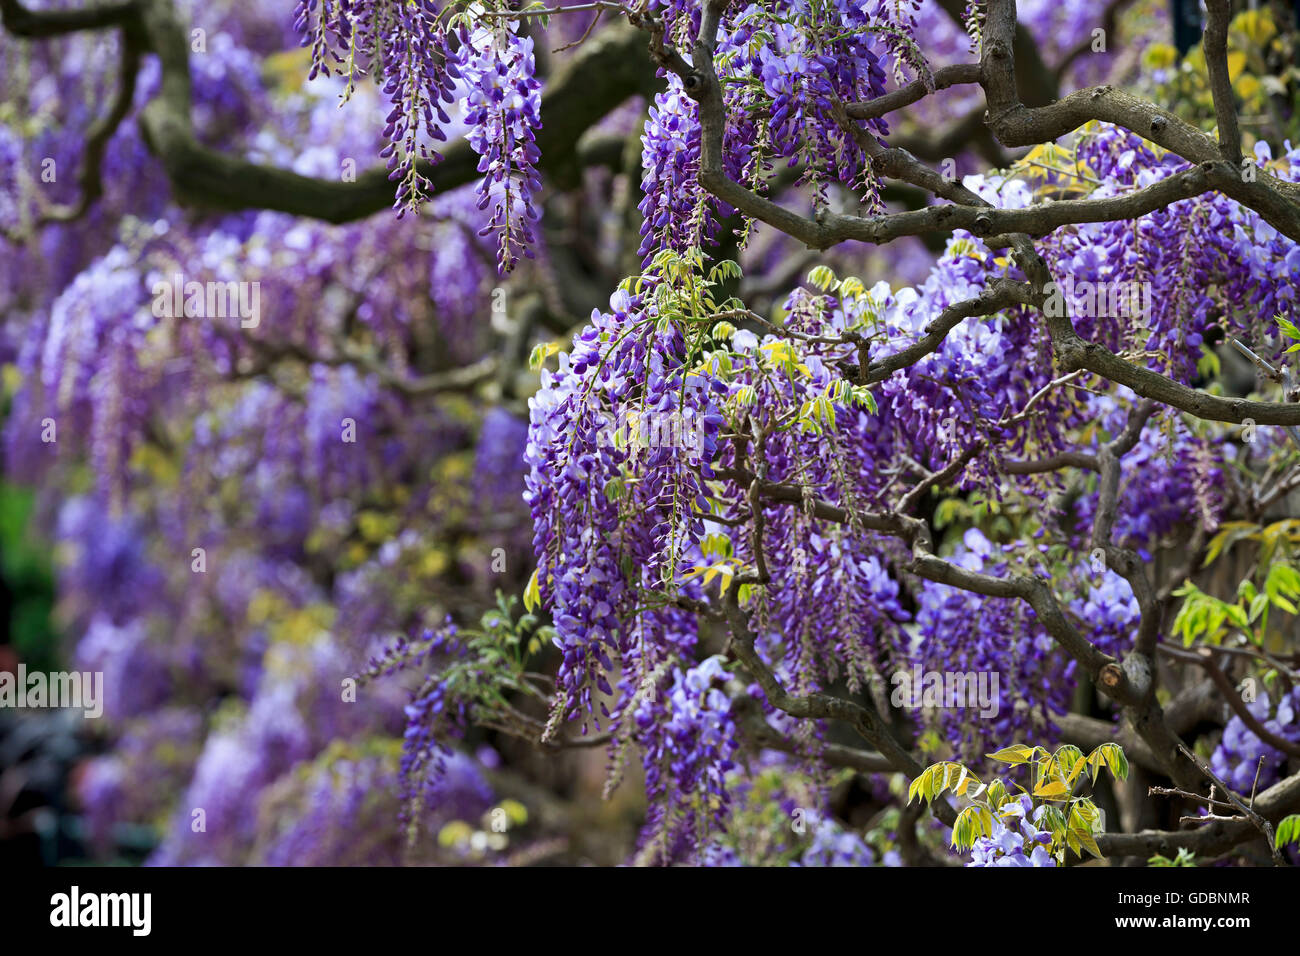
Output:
[1203,0,1243,165]
[0,1,657,223]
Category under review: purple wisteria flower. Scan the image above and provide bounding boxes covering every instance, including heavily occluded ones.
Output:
[967,795,1057,867]
[458,24,543,272]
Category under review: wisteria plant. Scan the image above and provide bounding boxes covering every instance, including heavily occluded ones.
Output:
[2,0,1300,869]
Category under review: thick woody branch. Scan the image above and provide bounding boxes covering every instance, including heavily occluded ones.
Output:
[1203,0,1243,165]
[858,280,1032,385]
[844,63,982,122]
[1090,399,1161,657]
[0,0,135,35]
[1,1,656,223]
[933,0,1057,107]
[1002,451,1100,474]
[1044,310,1300,425]
[1161,645,1300,759]
[701,121,1232,249]
[979,0,1300,243]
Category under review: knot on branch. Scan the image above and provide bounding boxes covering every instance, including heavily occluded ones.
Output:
[1053,338,1086,372]
[871,147,912,176]
[1099,663,1124,688]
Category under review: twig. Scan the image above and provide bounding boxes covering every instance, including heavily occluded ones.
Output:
[1229,337,1300,451]
[1174,742,1283,865]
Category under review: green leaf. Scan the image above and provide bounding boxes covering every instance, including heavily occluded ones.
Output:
[1033,778,1070,800]
[1090,742,1130,782]
[1036,805,1068,844]
[807,265,837,291]
[1202,522,1260,568]
[523,569,541,613]
[987,744,1038,765]
[528,341,561,370]
[951,805,994,850]
[1276,814,1300,848]
[1072,825,1102,858]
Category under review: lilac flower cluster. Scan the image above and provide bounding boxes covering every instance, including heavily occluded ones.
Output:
[746,1,892,196]
[10,0,1300,868]
[294,0,460,215]
[524,284,725,727]
[250,744,494,866]
[793,814,877,867]
[1068,567,1141,660]
[637,81,714,262]
[3,12,532,861]
[633,656,739,860]
[1210,688,1300,794]
[363,619,476,826]
[967,794,1056,867]
[526,118,1300,789]
[909,529,1076,760]
[458,24,543,273]
[293,1,548,251]
[635,0,907,260]
[1048,128,1300,380]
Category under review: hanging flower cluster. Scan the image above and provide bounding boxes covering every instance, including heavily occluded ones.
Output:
[458,23,543,272]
